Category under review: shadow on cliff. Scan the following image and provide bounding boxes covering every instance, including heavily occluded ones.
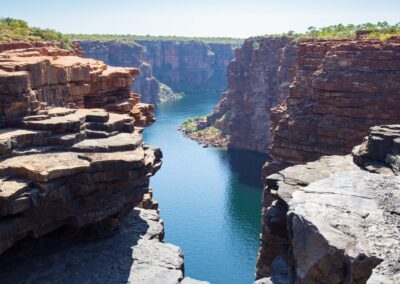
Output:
[0,209,149,284]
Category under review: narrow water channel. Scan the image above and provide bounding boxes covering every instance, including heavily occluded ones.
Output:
[143,93,268,284]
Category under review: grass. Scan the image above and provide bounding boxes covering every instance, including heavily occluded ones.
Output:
[0,17,73,49]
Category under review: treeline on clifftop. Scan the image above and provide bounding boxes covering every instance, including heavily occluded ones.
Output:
[67,34,244,45]
[0,18,73,49]
[2,18,400,49]
[275,22,400,41]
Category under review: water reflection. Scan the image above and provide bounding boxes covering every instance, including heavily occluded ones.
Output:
[143,94,267,284]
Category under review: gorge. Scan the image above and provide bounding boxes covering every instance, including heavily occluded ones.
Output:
[0,15,400,284]
[182,32,400,283]
[77,39,237,104]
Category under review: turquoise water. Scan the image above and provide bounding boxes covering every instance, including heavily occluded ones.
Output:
[143,93,268,284]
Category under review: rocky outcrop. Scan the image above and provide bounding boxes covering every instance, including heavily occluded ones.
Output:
[269,38,400,165]
[0,207,207,284]
[0,45,154,126]
[256,125,400,283]
[138,40,235,94]
[0,44,206,283]
[353,124,400,175]
[78,40,177,104]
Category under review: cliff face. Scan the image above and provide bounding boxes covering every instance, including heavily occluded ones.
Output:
[196,37,400,163]
[269,38,400,165]
[256,125,400,284]
[183,37,296,151]
[78,40,236,103]
[253,37,400,283]
[78,40,177,104]
[138,40,235,94]
[0,43,204,283]
[225,37,296,152]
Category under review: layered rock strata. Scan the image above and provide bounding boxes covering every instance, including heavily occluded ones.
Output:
[0,45,155,126]
[269,38,400,165]
[256,125,400,283]
[138,40,235,94]
[0,106,162,256]
[78,39,236,103]
[0,44,206,283]
[181,37,296,151]
[190,37,400,165]
[78,40,177,104]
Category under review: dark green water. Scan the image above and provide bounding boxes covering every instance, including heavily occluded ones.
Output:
[143,93,268,284]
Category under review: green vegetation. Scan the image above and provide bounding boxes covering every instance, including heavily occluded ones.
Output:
[179,116,229,147]
[259,22,400,41]
[67,34,244,45]
[180,117,204,134]
[0,18,73,49]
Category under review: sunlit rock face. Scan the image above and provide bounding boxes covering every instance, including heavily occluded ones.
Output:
[0,43,207,283]
[78,39,236,103]
[256,125,400,283]
[269,38,400,165]
[137,40,235,94]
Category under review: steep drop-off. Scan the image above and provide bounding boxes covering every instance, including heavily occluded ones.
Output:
[269,38,400,165]
[78,40,177,104]
[0,43,205,283]
[138,40,235,94]
[256,125,400,283]
[180,37,297,152]
[78,40,236,104]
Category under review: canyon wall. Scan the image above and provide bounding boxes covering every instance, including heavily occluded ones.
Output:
[78,40,176,104]
[252,38,400,283]
[137,40,235,94]
[255,125,400,284]
[182,37,296,151]
[0,43,205,283]
[269,38,400,165]
[78,40,236,103]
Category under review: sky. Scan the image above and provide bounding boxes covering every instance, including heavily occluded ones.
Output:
[2,0,400,38]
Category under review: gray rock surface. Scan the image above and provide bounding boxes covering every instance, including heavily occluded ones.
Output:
[257,150,400,283]
[0,208,194,284]
[289,170,400,283]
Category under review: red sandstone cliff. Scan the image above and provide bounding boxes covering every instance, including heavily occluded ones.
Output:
[269,37,400,165]
[0,43,154,126]
[0,43,206,283]
[184,37,296,151]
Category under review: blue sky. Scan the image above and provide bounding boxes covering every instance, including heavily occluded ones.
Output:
[2,0,400,37]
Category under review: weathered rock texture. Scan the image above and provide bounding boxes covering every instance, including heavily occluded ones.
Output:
[269,38,400,165]
[78,40,178,104]
[78,40,236,103]
[0,44,206,283]
[0,207,207,284]
[0,106,161,257]
[193,37,400,165]
[256,125,400,284]
[0,45,155,126]
[183,37,297,151]
[138,40,235,94]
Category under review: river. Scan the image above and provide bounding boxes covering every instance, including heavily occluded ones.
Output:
[143,93,268,284]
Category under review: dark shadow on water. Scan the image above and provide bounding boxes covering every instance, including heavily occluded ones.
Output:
[224,149,270,188]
